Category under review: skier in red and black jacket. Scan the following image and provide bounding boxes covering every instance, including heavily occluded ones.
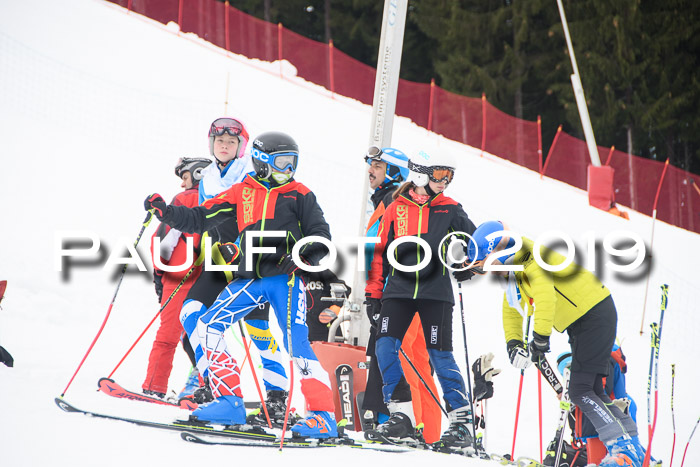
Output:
[142,158,210,398]
[144,131,338,439]
[364,149,478,451]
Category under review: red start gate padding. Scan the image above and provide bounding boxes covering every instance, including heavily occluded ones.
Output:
[310,341,367,431]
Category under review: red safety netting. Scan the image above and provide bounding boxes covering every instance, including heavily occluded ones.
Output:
[483,101,540,172]
[282,27,330,90]
[123,0,179,26]
[105,0,699,235]
[331,47,374,106]
[227,9,278,62]
[396,80,430,129]
[656,165,698,233]
[429,87,482,148]
[181,0,226,49]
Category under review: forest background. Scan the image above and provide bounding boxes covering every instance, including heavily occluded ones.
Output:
[228,0,700,175]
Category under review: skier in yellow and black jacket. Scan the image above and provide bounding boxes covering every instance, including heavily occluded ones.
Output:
[461,221,647,467]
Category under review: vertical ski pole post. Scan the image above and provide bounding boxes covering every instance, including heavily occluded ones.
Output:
[644,284,669,467]
[238,321,272,429]
[279,273,297,451]
[350,0,408,348]
[680,416,700,467]
[511,315,531,459]
[457,282,479,453]
[399,346,448,418]
[60,210,154,397]
[670,363,677,467]
[106,263,197,379]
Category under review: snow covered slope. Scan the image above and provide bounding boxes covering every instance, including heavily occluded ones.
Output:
[0,0,698,465]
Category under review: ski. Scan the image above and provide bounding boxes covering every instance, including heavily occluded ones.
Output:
[336,364,355,428]
[356,391,374,432]
[55,397,275,441]
[180,431,412,452]
[97,377,198,410]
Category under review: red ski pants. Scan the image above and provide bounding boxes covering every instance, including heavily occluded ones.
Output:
[142,271,200,394]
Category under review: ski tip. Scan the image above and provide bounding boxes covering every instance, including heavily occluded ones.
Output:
[180,432,203,443]
[54,397,79,413]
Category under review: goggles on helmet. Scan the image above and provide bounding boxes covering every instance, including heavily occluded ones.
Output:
[252,148,299,172]
[209,118,244,137]
[364,145,383,163]
[408,159,455,184]
[174,157,211,178]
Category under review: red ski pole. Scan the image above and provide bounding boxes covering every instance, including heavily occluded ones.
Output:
[60,210,154,397]
[106,264,197,379]
[538,369,543,463]
[680,416,699,467]
[511,315,531,459]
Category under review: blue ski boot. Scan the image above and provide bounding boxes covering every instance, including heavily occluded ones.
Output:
[178,367,200,399]
[600,436,642,467]
[291,410,338,439]
[190,395,246,425]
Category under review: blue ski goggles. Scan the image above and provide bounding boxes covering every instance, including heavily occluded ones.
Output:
[251,148,298,172]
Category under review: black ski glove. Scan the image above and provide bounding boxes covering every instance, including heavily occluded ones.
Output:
[472,352,501,401]
[153,269,164,303]
[452,263,476,282]
[277,253,308,275]
[529,332,551,363]
[144,193,167,220]
[218,242,240,265]
[365,296,382,328]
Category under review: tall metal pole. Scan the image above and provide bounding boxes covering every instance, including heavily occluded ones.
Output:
[349,0,408,347]
[555,0,601,166]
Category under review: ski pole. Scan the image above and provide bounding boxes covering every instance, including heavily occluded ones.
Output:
[238,321,272,429]
[511,315,531,459]
[680,416,700,467]
[553,368,573,467]
[538,365,543,463]
[60,210,154,397]
[399,346,448,418]
[456,282,479,453]
[670,363,676,467]
[279,273,297,451]
[644,284,669,467]
[107,263,197,379]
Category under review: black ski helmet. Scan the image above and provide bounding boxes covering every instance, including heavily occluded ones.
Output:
[175,157,212,186]
[250,132,299,179]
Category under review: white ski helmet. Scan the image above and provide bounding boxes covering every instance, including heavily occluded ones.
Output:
[407,150,457,187]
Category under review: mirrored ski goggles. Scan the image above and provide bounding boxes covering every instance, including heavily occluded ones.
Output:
[364,145,383,163]
[252,149,299,172]
[209,118,244,137]
[429,167,455,184]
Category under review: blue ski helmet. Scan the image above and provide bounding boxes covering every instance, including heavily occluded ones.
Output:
[467,220,516,263]
[557,351,572,376]
[365,146,410,184]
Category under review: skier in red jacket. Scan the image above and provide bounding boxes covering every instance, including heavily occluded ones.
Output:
[142,158,211,398]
